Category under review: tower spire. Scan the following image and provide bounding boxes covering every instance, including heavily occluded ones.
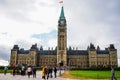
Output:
[60,6,65,20]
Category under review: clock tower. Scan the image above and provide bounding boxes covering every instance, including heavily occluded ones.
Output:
[57,6,67,67]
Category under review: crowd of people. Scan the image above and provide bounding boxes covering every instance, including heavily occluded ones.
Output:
[3,66,117,80]
[3,65,58,79]
[42,66,57,80]
[12,65,37,78]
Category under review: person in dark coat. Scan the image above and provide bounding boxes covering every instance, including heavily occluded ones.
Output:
[21,66,25,76]
[13,68,16,76]
[49,67,53,78]
[32,66,37,78]
[54,66,57,78]
[27,66,32,78]
[46,67,50,79]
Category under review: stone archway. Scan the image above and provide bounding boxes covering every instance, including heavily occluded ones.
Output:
[59,60,63,67]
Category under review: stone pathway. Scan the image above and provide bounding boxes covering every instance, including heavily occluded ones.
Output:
[0,71,78,80]
[0,71,116,80]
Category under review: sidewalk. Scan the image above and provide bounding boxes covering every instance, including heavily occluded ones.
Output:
[0,70,77,80]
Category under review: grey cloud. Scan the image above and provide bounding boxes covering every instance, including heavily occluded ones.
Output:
[65,0,120,65]
[0,0,36,22]
[0,40,34,62]
[1,32,8,35]
[15,40,33,50]
[65,0,120,44]
[0,45,10,61]
[0,0,55,24]
[39,1,55,7]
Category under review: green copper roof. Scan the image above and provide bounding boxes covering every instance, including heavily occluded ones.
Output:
[60,6,65,19]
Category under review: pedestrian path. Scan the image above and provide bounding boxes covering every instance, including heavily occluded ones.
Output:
[0,71,78,80]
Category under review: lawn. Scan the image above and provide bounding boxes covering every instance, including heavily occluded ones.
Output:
[69,70,120,79]
[0,70,12,73]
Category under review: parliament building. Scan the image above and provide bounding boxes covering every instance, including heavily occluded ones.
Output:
[10,6,118,69]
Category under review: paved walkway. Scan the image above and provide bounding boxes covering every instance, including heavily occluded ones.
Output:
[0,71,77,80]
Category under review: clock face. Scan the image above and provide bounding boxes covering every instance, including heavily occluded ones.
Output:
[60,21,64,25]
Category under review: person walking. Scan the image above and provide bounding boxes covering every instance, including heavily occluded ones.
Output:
[111,67,117,80]
[49,67,53,78]
[42,67,45,80]
[54,66,57,78]
[47,66,50,79]
[21,66,25,76]
[13,67,16,76]
[27,66,32,78]
[42,66,48,80]
[32,66,37,78]
[4,66,8,75]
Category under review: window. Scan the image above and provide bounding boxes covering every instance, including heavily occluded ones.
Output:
[59,29,65,32]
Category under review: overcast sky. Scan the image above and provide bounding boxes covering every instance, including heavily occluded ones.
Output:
[0,0,120,66]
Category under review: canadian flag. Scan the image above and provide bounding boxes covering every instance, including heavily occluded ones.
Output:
[59,0,63,3]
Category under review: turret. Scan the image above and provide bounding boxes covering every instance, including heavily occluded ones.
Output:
[10,45,19,66]
[97,45,100,50]
[89,43,95,50]
[88,43,97,68]
[30,44,38,51]
[108,44,116,51]
[108,44,118,67]
[29,44,38,66]
[40,46,43,50]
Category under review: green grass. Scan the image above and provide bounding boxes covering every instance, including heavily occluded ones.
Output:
[0,70,12,73]
[70,70,120,79]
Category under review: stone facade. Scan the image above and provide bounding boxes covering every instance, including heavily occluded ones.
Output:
[10,44,118,68]
[10,6,118,68]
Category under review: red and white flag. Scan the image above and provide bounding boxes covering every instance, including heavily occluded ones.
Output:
[59,0,63,3]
